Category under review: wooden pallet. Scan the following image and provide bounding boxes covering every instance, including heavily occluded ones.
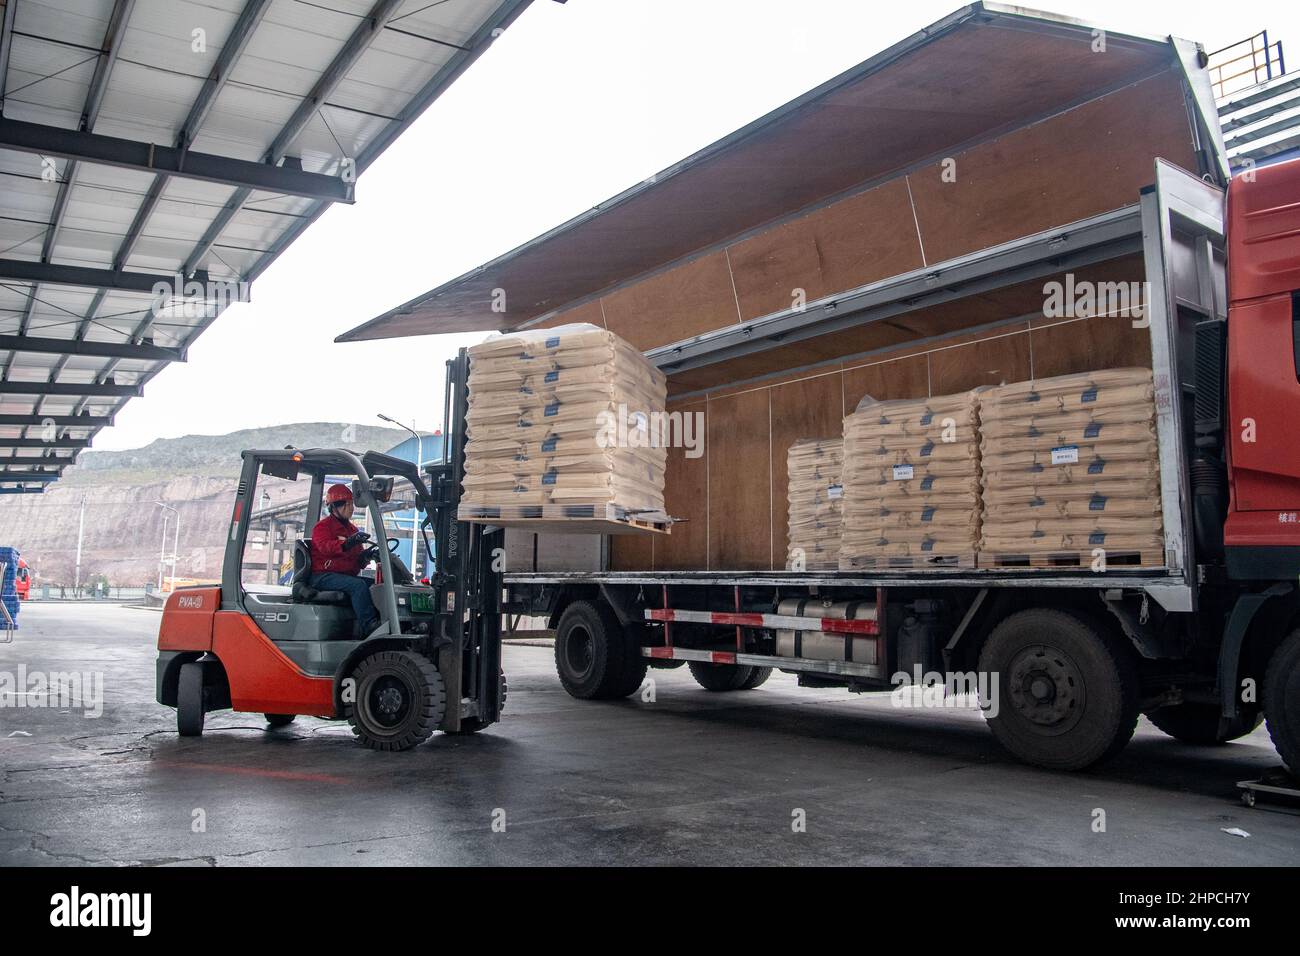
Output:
[839,552,976,570]
[978,550,1163,569]
[459,503,671,535]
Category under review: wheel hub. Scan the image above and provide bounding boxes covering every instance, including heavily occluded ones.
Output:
[376,686,404,716]
[1008,645,1082,727]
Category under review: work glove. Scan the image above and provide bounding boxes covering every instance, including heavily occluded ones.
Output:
[343,530,371,550]
[360,545,380,565]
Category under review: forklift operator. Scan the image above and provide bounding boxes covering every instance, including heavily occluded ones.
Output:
[311,484,381,634]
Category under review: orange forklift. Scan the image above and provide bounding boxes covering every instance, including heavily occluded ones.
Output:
[156,386,505,749]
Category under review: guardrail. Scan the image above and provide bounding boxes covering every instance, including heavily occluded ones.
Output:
[1210,32,1287,100]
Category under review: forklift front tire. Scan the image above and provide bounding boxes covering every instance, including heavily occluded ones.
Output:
[346,650,446,751]
[265,714,296,728]
[177,662,206,737]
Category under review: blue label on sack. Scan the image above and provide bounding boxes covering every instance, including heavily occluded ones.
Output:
[519,385,533,395]
[1030,463,1044,473]
[921,476,934,490]
[920,442,935,457]
[541,436,558,452]
[920,412,933,425]
[517,419,532,429]
[542,471,557,485]
[544,370,559,383]
[1084,422,1101,438]
[1030,496,1045,507]
[921,507,935,522]
[1089,494,1107,511]
[545,336,560,348]
[1081,387,1098,403]
[513,453,529,462]
[1088,460,1105,474]
[1026,391,1041,403]
[1031,529,1046,539]
[544,402,560,417]
[1089,532,1106,545]
[921,539,935,552]
[1027,426,1041,437]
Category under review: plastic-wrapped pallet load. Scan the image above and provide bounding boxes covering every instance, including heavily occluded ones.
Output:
[978,367,1163,566]
[458,324,670,532]
[840,390,982,569]
[786,438,843,571]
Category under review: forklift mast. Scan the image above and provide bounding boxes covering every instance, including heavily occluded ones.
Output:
[425,348,504,726]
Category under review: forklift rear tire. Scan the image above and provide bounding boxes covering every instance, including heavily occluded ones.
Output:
[978,608,1139,771]
[446,670,507,735]
[688,661,758,691]
[177,662,206,737]
[1145,703,1262,744]
[555,600,647,700]
[346,650,445,751]
[1264,629,1300,775]
[264,714,296,728]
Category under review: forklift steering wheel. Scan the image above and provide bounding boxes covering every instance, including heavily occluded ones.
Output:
[387,537,400,553]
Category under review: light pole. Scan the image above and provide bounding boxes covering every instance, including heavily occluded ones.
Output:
[74,495,86,594]
[378,413,422,576]
[155,502,178,591]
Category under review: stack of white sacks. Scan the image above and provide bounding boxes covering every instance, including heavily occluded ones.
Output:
[839,391,982,568]
[459,324,669,524]
[786,438,843,571]
[978,367,1163,562]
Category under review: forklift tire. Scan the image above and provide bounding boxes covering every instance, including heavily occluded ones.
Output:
[688,661,758,691]
[346,650,445,751]
[264,714,296,728]
[555,600,647,700]
[445,671,507,735]
[1145,703,1262,745]
[177,662,206,737]
[1264,629,1300,775]
[978,608,1139,771]
[741,666,773,690]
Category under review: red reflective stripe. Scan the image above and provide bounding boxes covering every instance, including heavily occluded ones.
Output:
[647,608,676,622]
[711,652,736,664]
[647,646,674,658]
[708,612,767,627]
[232,500,244,523]
[817,618,878,634]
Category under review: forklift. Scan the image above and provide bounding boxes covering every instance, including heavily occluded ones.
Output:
[155,353,504,750]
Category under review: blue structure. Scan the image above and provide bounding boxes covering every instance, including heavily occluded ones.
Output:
[1,546,21,628]
[380,433,444,577]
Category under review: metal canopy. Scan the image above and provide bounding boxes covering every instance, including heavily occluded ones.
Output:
[0,0,537,492]
[339,2,1190,344]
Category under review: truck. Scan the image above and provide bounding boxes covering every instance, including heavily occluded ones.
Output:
[333,3,1300,772]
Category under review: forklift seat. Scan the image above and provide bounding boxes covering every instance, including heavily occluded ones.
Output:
[291,539,349,606]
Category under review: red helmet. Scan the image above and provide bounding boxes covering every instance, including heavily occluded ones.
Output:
[326,484,353,506]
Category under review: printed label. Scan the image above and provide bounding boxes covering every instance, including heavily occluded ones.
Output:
[892,464,914,481]
[827,483,843,500]
[1051,445,1079,465]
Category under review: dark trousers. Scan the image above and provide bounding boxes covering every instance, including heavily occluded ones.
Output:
[312,572,379,630]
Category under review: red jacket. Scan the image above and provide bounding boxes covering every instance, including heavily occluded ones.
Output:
[311,513,367,576]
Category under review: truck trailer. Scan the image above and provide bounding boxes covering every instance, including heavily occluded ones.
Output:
[339,4,1300,772]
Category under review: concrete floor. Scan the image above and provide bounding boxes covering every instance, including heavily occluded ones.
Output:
[0,602,1296,866]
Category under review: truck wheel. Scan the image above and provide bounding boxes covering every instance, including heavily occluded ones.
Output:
[346,650,445,751]
[978,608,1139,770]
[446,670,507,735]
[177,662,206,737]
[741,666,773,690]
[1145,703,1262,744]
[264,714,296,728]
[1264,629,1300,774]
[688,661,757,691]
[555,600,647,700]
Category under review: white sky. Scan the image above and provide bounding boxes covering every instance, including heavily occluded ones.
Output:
[93,0,1300,450]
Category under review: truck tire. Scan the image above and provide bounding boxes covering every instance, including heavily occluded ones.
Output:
[346,650,445,751]
[1264,629,1300,774]
[177,661,206,737]
[978,608,1139,771]
[554,600,647,700]
[741,666,773,689]
[1145,703,1262,744]
[264,713,296,728]
[445,670,506,735]
[688,661,758,691]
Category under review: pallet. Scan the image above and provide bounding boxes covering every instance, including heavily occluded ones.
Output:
[1238,768,1300,809]
[839,552,976,570]
[459,503,671,535]
[978,550,1163,569]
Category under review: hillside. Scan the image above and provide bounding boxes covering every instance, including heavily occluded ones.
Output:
[0,422,408,587]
